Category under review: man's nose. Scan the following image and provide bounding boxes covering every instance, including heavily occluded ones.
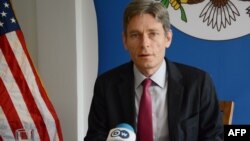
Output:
[141,35,150,48]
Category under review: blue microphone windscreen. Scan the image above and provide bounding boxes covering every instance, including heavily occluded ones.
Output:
[116,123,134,132]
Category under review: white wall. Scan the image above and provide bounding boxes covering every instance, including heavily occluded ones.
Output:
[76,0,98,140]
[12,0,98,140]
[36,0,77,140]
[11,0,37,66]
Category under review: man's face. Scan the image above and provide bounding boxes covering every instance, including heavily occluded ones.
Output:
[123,13,172,76]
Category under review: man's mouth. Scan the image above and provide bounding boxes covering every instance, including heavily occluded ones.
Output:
[139,54,151,57]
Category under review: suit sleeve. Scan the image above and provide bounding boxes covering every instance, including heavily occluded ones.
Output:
[198,73,224,141]
[84,77,109,141]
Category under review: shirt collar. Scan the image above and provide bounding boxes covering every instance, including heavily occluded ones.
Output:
[134,60,167,88]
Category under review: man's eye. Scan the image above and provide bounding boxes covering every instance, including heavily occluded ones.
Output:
[130,33,139,38]
[149,32,158,37]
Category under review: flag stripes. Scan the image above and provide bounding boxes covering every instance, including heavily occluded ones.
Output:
[0,0,63,140]
[6,31,52,140]
[1,32,47,140]
[0,78,24,139]
[0,104,16,140]
[15,30,62,140]
[0,30,62,140]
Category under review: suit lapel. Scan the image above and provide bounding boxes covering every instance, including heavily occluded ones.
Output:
[117,62,136,129]
[114,60,184,136]
[166,60,184,140]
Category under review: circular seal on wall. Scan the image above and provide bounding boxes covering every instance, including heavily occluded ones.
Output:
[158,0,250,40]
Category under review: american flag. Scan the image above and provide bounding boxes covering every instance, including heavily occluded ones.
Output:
[0,0,63,140]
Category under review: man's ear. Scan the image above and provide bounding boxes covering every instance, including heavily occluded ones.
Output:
[165,30,172,49]
[122,32,128,50]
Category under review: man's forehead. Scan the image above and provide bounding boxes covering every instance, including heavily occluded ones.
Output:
[127,15,163,31]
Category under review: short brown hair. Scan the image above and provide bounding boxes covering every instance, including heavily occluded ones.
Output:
[123,0,171,35]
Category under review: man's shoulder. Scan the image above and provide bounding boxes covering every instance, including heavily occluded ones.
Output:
[97,61,133,81]
[172,61,206,74]
[168,60,210,80]
[168,61,215,88]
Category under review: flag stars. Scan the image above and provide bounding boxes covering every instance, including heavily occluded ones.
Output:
[0,21,3,27]
[10,17,16,23]
[0,2,20,34]
[4,2,9,8]
[1,11,7,17]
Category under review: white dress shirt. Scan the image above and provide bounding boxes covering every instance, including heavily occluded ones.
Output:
[134,60,169,141]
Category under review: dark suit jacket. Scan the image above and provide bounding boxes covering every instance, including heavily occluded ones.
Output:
[84,59,223,141]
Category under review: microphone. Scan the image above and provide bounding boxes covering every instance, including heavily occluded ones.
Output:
[106,123,136,141]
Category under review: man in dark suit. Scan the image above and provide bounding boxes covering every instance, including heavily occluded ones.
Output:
[84,1,223,141]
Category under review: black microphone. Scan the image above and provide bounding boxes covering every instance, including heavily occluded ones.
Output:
[106,123,136,141]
